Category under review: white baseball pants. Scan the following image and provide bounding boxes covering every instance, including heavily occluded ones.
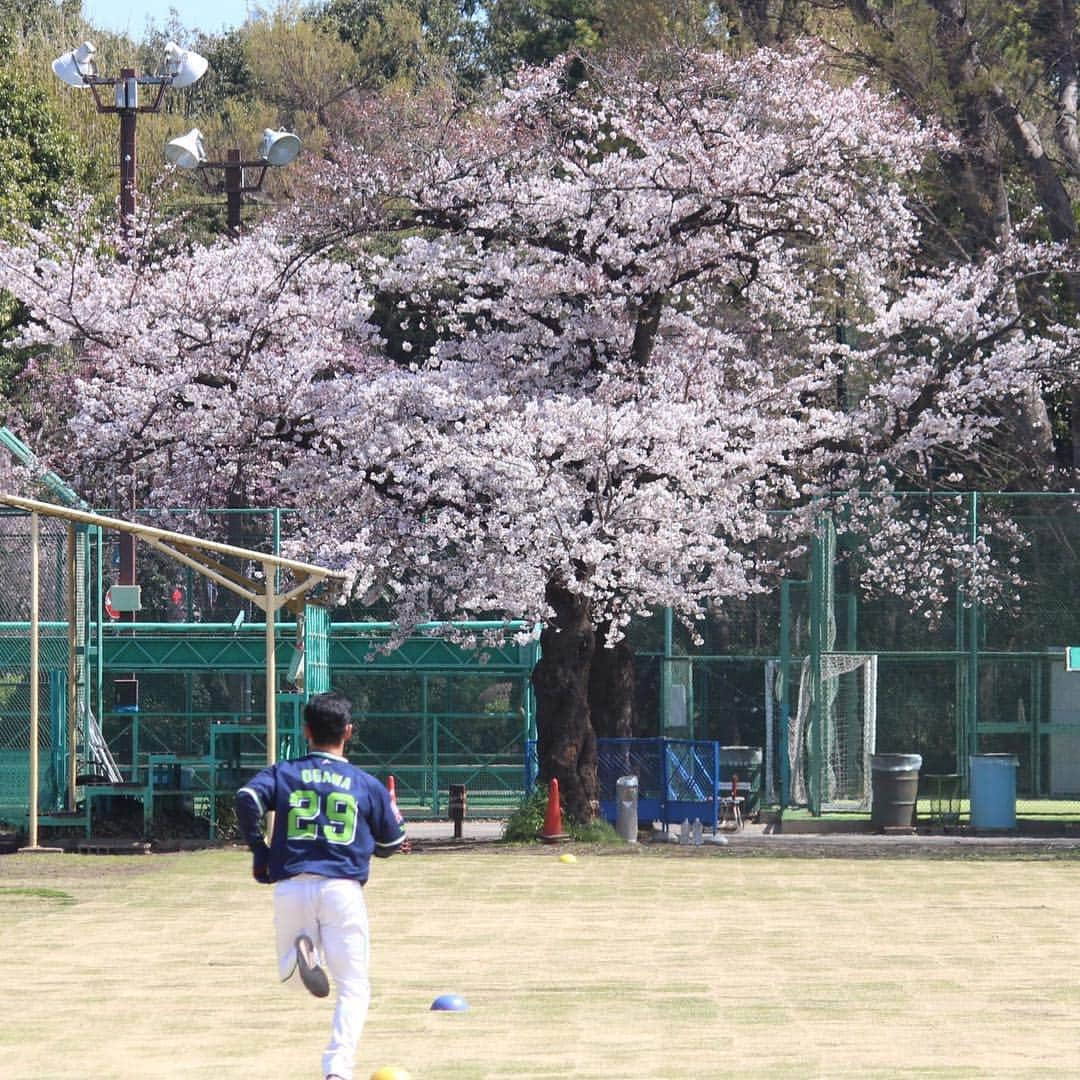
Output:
[274,874,371,1080]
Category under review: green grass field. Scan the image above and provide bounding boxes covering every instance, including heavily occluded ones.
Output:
[777,797,1080,824]
[3,844,1080,1078]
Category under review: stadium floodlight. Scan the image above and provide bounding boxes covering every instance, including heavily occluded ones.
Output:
[52,41,211,232]
[51,42,97,86]
[258,129,302,167]
[165,128,208,170]
[51,38,213,606]
[167,129,303,231]
[162,41,208,89]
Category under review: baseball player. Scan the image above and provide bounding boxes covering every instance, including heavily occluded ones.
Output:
[236,690,406,1080]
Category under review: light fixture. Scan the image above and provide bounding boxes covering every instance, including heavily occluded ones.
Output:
[163,42,209,89]
[258,129,302,167]
[52,39,211,230]
[51,42,97,87]
[164,128,207,170]
[165,128,303,231]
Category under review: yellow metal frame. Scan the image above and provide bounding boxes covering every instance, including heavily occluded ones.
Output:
[0,494,347,849]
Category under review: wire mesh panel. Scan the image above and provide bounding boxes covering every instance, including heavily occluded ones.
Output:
[342,670,532,815]
[981,495,1080,652]
[595,738,720,829]
[690,658,771,746]
[874,658,960,773]
[0,512,71,822]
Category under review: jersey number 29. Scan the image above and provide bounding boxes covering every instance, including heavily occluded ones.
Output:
[287,790,358,845]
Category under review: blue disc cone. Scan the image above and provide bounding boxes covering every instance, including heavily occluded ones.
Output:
[430,993,469,1012]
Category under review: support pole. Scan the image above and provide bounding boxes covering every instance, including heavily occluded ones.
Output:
[27,512,40,847]
[66,524,77,809]
[226,149,243,234]
[118,71,137,234]
[264,562,277,766]
[779,580,791,808]
[809,527,825,815]
[966,492,980,772]
[661,606,673,735]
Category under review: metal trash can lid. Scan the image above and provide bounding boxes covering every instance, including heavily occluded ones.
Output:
[871,753,923,772]
[615,775,638,788]
[970,753,1019,767]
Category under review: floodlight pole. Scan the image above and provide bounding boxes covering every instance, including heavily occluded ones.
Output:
[226,149,244,233]
[78,69,179,620]
[82,69,172,236]
[195,149,272,235]
[119,87,137,227]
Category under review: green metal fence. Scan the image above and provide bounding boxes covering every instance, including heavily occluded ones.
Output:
[0,512,74,823]
[5,495,1080,835]
[637,494,1080,819]
[340,668,535,815]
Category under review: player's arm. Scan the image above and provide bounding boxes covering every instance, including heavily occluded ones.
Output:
[371,780,407,859]
[373,829,407,858]
[236,771,275,882]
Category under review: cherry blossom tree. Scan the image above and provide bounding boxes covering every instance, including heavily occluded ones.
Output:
[0,202,376,510]
[2,45,1077,820]
[283,47,1078,815]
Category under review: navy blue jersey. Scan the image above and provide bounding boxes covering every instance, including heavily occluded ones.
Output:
[236,752,405,883]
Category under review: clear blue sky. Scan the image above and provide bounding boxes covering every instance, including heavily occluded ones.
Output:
[81,1,257,39]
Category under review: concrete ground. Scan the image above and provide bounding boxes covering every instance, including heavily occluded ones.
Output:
[405,816,1080,856]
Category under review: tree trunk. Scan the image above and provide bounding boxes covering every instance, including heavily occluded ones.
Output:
[589,628,637,739]
[531,581,599,823]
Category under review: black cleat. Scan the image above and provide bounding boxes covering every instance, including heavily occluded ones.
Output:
[295,933,330,998]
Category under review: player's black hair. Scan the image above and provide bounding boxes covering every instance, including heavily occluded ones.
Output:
[304,691,353,745]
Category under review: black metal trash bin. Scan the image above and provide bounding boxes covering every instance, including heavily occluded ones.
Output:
[870,753,922,830]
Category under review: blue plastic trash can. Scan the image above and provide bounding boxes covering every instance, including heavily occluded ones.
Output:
[969,754,1018,830]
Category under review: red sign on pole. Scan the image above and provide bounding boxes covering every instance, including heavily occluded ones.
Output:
[104,588,119,620]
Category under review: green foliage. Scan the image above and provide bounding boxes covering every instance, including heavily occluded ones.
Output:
[501,786,622,841]
[481,0,602,75]
[0,69,79,235]
[568,815,619,842]
[243,6,361,128]
[478,0,729,76]
[310,0,482,86]
[0,66,83,386]
[501,785,549,840]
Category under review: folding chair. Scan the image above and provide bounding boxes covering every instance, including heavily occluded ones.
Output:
[719,773,744,831]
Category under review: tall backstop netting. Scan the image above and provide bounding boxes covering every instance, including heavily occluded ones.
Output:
[0,512,74,822]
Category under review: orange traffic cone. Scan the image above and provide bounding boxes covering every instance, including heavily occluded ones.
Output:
[538,777,569,843]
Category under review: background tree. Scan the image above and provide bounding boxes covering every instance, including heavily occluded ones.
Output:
[715,1,1080,479]
[310,0,484,85]
[0,43,87,394]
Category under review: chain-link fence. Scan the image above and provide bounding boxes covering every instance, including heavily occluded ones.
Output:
[0,511,73,824]
[628,494,1080,820]
[7,493,1080,833]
